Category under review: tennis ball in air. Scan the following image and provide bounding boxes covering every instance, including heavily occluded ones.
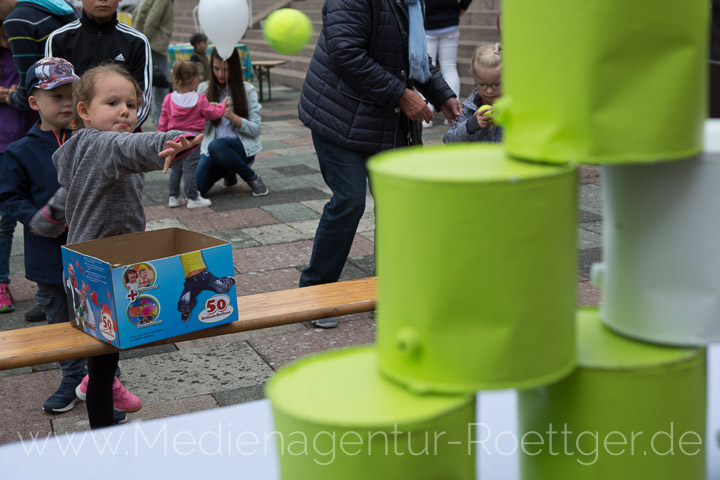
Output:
[263,8,313,55]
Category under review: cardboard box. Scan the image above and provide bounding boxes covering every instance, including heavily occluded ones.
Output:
[61,228,238,349]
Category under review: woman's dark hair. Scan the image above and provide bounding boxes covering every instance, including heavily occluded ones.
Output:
[206,47,248,126]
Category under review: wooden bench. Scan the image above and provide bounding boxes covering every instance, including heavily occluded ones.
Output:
[252,60,287,102]
[0,277,376,371]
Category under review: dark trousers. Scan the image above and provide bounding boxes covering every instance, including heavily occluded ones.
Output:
[35,282,86,378]
[299,132,374,287]
[197,138,257,196]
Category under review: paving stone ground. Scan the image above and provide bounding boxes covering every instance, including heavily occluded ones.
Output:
[0,85,601,445]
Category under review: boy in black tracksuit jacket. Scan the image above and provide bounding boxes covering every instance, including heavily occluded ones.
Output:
[2,0,78,111]
[45,3,152,126]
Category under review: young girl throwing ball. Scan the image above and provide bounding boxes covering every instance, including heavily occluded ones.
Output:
[443,43,503,144]
[53,64,203,428]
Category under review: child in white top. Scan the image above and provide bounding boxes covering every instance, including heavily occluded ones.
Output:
[158,60,227,209]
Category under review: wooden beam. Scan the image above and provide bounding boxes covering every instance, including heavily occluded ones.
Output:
[0,277,376,371]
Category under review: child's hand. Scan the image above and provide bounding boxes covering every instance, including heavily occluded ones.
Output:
[475,109,493,129]
[1,85,16,104]
[222,97,230,108]
[159,134,205,174]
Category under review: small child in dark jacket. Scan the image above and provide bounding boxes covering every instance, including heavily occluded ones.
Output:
[189,32,210,82]
[0,57,86,413]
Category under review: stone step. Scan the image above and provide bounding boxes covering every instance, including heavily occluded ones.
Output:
[245,38,314,65]
[457,38,499,57]
[465,0,501,10]
[260,66,309,92]
[243,29,319,49]
[460,10,500,26]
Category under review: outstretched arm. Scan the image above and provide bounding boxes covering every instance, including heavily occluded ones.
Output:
[159,134,205,173]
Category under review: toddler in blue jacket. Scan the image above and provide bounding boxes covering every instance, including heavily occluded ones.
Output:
[0,57,89,414]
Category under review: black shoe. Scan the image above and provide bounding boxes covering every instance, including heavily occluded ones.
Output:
[43,375,83,413]
[25,304,46,323]
[223,172,238,188]
[311,317,338,329]
[247,175,269,196]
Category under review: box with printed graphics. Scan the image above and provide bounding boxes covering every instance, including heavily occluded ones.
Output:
[60,228,237,349]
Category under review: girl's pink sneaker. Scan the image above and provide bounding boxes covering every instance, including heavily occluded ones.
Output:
[75,374,143,413]
[0,283,14,313]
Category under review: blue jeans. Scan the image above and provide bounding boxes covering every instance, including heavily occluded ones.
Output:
[299,133,374,287]
[35,282,87,378]
[196,137,257,196]
[0,153,17,284]
[169,149,201,200]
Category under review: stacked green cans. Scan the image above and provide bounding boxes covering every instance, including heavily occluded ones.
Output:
[267,0,712,477]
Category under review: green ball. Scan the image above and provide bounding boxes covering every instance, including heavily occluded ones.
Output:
[478,105,493,116]
[263,8,314,55]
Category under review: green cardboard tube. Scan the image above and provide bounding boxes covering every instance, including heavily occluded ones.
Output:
[501,0,708,164]
[368,144,578,393]
[518,308,706,479]
[266,347,476,480]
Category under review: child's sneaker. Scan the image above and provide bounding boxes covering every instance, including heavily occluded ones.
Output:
[43,375,83,413]
[114,409,128,424]
[112,377,143,413]
[187,195,212,209]
[0,282,15,313]
[75,375,143,413]
[247,175,269,196]
[168,196,186,208]
[75,373,89,400]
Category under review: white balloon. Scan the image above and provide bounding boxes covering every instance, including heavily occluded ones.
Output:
[198,0,249,60]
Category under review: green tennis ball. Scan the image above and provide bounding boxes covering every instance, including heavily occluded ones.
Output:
[478,105,494,116]
[263,8,314,55]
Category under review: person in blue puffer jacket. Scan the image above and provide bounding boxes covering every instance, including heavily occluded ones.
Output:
[297,0,461,328]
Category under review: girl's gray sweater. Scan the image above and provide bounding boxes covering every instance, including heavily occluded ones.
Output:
[53,129,189,245]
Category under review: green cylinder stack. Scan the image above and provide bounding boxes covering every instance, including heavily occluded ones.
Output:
[518,308,706,479]
[266,347,476,480]
[500,0,708,164]
[266,0,714,477]
[370,144,578,393]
